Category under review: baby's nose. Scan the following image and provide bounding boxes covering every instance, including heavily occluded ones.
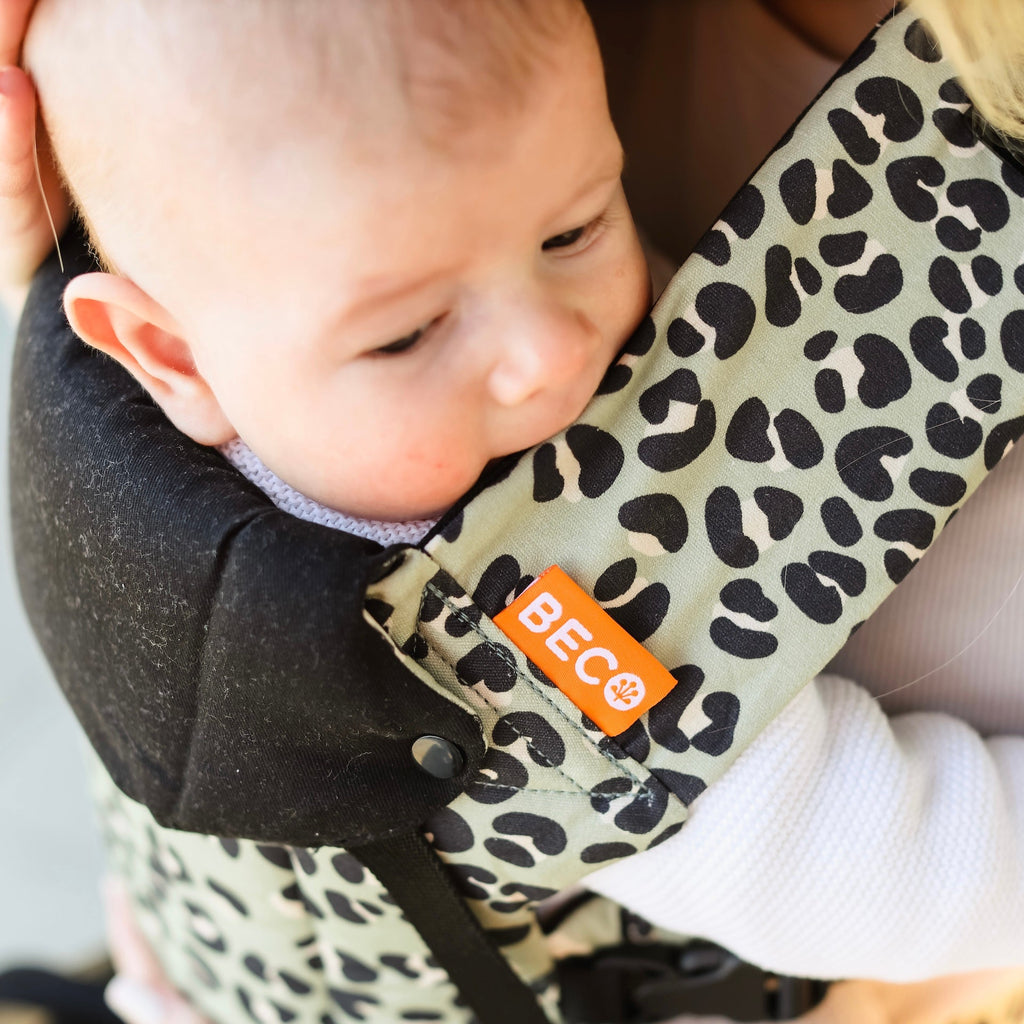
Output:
[487,304,596,407]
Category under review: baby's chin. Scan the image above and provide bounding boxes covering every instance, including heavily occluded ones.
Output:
[320,474,483,525]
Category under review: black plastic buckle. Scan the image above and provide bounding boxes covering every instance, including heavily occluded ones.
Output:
[557,940,830,1023]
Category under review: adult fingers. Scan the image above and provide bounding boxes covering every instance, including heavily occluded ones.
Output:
[102,876,168,988]
[105,976,212,1024]
[0,0,34,67]
[0,62,67,285]
[102,877,213,1024]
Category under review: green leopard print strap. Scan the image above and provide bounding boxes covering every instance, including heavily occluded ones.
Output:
[96,11,1024,1023]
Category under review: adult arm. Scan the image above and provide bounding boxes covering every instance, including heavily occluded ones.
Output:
[587,674,1024,982]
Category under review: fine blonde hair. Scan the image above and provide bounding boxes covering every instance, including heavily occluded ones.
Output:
[908,0,1024,143]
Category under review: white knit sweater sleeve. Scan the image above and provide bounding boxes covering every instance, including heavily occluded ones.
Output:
[584,674,1024,981]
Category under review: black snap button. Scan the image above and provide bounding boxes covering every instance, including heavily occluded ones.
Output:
[411,735,465,779]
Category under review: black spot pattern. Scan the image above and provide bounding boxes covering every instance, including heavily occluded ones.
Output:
[926,402,983,458]
[618,493,688,554]
[456,643,517,694]
[985,416,1024,469]
[595,559,670,641]
[710,616,779,659]
[473,555,522,618]
[425,808,475,854]
[836,426,913,500]
[754,486,804,539]
[705,487,759,569]
[647,666,704,753]
[765,245,803,327]
[905,19,941,62]
[567,425,624,498]
[910,316,959,381]
[726,398,774,463]
[857,76,925,142]
[835,253,902,313]
[820,231,867,267]
[805,330,838,360]
[967,373,1001,414]
[908,467,967,506]
[821,496,863,547]
[887,155,943,221]
[828,160,873,218]
[697,282,758,358]
[780,158,817,225]
[775,409,824,469]
[930,256,972,314]
[638,370,717,472]
[854,334,912,407]
[493,713,566,768]
[1001,310,1024,373]
[720,579,778,621]
[781,562,844,625]
[467,750,529,805]
[580,843,636,864]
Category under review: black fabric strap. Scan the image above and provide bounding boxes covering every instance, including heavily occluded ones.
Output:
[353,831,552,1024]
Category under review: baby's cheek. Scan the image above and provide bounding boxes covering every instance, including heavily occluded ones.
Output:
[390,437,483,515]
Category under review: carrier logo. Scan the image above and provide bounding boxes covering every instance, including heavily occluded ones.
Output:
[493,565,676,735]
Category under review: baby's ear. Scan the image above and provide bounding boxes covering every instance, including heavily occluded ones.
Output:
[62,273,235,445]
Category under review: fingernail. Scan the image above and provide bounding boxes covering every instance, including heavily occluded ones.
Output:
[105,976,165,1024]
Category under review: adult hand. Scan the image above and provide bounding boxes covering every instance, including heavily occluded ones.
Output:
[0,0,68,309]
[102,877,212,1024]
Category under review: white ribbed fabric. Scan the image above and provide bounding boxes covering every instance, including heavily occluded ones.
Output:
[589,441,1024,981]
[587,674,1024,981]
[218,438,436,546]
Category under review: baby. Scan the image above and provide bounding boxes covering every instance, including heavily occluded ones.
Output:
[21,0,1024,1020]
[26,0,651,530]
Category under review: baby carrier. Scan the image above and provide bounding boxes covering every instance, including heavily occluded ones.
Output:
[11,9,1024,1023]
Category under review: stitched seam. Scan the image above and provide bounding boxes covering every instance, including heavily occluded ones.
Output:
[414,587,587,790]
[469,781,620,796]
[424,633,592,798]
[410,590,599,799]
[423,582,652,794]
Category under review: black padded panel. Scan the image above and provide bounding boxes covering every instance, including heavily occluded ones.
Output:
[9,225,484,847]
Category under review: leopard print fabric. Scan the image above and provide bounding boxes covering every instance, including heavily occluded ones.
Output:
[95,12,1024,1023]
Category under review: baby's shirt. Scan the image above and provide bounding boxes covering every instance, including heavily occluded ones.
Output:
[589,437,1024,980]
[219,438,437,546]
[221,435,1024,982]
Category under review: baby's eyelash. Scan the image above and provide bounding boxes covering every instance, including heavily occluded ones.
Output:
[373,320,434,356]
[542,211,611,252]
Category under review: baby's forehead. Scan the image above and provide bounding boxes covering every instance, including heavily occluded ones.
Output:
[27,0,592,283]
[30,0,586,186]
[43,0,579,123]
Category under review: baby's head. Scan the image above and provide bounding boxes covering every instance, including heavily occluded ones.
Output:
[26,0,651,520]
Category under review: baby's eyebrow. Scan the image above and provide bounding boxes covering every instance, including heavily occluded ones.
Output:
[339,266,455,326]
[560,145,625,210]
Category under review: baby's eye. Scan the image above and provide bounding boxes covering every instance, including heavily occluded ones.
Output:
[542,225,587,251]
[373,321,432,356]
[541,212,611,254]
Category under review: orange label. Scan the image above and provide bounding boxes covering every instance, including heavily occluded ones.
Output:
[493,565,677,736]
